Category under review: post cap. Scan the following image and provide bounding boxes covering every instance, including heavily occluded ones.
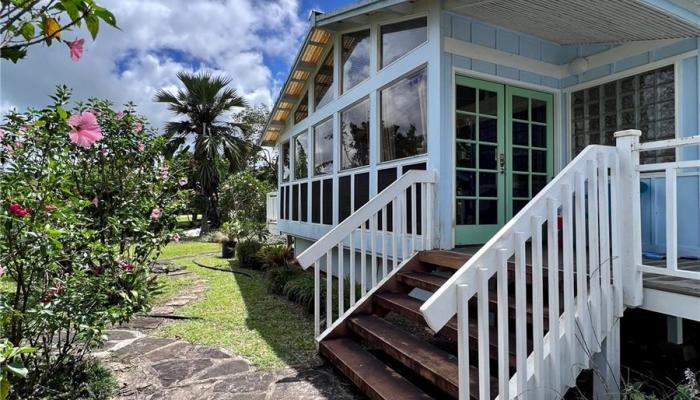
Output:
[614,129,642,138]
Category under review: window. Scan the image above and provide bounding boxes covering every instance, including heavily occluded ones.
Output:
[313,119,333,175]
[571,65,675,163]
[380,17,427,68]
[342,30,370,92]
[293,132,308,179]
[281,142,290,182]
[294,91,308,124]
[380,68,427,162]
[340,99,370,170]
[315,49,334,109]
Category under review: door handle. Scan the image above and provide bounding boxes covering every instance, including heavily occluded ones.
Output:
[498,153,506,174]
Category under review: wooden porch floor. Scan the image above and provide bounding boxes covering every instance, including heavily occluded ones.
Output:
[451,245,700,298]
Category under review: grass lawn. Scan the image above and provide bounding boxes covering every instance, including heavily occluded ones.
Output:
[154,243,317,370]
[157,241,219,260]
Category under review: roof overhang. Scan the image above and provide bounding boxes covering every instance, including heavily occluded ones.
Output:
[445,0,700,45]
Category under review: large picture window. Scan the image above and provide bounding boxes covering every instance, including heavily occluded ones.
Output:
[293,132,308,179]
[315,49,334,109]
[313,118,333,175]
[341,30,370,93]
[294,91,308,124]
[380,17,427,68]
[380,68,427,162]
[571,65,675,163]
[340,98,370,170]
[281,142,290,182]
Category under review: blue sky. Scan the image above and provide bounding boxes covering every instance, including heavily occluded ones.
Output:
[0,0,357,131]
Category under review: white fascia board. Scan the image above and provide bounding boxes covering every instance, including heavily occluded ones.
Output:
[639,0,700,27]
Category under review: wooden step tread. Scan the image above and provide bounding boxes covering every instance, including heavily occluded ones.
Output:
[320,338,433,400]
[349,315,469,398]
[418,250,471,269]
[397,272,448,292]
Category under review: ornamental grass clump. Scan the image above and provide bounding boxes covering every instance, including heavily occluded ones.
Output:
[0,86,188,399]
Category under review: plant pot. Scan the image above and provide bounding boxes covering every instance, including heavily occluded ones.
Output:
[222,241,236,259]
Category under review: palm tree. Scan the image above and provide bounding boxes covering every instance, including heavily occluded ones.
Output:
[154,71,250,231]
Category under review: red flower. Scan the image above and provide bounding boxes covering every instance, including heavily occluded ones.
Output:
[119,261,135,272]
[8,203,30,217]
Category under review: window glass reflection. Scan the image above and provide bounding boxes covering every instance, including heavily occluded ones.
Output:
[380,17,427,68]
[313,119,333,175]
[342,30,370,92]
[380,69,427,162]
[293,132,308,179]
[340,98,370,170]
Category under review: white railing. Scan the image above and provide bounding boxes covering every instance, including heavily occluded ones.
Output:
[420,135,636,398]
[266,191,279,235]
[635,134,700,281]
[296,169,437,340]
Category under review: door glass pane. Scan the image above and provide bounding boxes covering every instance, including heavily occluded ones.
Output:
[456,114,476,140]
[532,175,547,194]
[512,96,529,120]
[531,99,547,123]
[513,200,529,215]
[479,144,497,170]
[513,122,529,145]
[479,90,498,116]
[456,170,476,196]
[457,86,476,112]
[479,172,497,197]
[478,117,497,143]
[456,142,475,168]
[531,124,547,148]
[456,199,476,225]
[513,173,529,197]
[513,148,528,172]
[479,200,498,224]
[532,149,547,173]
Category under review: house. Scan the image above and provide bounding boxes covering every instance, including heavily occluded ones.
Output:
[260,0,700,398]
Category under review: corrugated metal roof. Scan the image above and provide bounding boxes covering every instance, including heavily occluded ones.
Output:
[448,0,700,44]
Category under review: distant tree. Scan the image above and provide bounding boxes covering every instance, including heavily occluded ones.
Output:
[231,104,277,185]
[154,71,250,232]
[1,0,117,63]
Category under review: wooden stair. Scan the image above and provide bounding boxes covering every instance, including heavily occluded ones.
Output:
[318,250,562,399]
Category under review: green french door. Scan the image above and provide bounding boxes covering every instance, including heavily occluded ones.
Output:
[455,76,554,246]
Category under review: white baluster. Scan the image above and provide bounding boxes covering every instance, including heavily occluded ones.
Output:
[496,248,510,400]
[547,198,561,394]
[392,198,398,270]
[326,250,333,330]
[562,183,576,384]
[360,225,366,296]
[426,182,434,249]
[402,190,408,260]
[574,172,591,367]
[350,231,356,307]
[597,154,613,333]
[531,215,545,392]
[666,167,678,271]
[411,183,417,253]
[609,156,624,317]
[382,205,388,278]
[586,160,602,350]
[421,182,428,250]
[370,213,377,287]
[338,243,344,317]
[478,267,490,400]
[457,283,470,400]
[515,231,528,399]
[314,260,320,338]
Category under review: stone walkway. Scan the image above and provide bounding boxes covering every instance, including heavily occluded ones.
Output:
[97,270,360,400]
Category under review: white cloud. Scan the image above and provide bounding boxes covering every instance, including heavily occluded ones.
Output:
[0,0,308,131]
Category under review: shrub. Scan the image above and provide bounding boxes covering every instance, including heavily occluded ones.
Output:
[258,245,294,270]
[236,240,262,269]
[0,86,185,398]
[219,171,273,224]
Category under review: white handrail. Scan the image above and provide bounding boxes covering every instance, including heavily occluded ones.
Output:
[296,169,436,268]
[295,169,437,339]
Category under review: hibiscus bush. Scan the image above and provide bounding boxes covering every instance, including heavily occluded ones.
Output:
[0,86,187,399]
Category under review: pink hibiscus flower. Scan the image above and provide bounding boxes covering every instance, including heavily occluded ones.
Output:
[159,165,170,180]
[67,38,84,62]
[171,233,181,242]
[137,142,145,152]
[0,129,4,140]
[68,111,103,148]
[134,122,143,132]
[116,111,124,120]
[0,265,6,278]
[178,177,188,186]
[150,208,162,220]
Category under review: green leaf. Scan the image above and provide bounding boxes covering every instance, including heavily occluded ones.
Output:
[85,14,99,39]
[20,22,35,41]
[0,46,27,63]
[1,378,10,400]
[5,362,28,378]
[60,0,81,23]
[56,106,68,120]
[93,6,117,28]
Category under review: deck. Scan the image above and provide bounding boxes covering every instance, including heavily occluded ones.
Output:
[451,245,700,299]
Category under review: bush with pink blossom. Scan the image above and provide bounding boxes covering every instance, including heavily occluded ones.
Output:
[0,86,187,398]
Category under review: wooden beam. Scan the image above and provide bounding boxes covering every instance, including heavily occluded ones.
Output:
[296,61,317,73]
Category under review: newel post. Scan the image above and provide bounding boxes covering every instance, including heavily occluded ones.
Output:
[614,129,643,307]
